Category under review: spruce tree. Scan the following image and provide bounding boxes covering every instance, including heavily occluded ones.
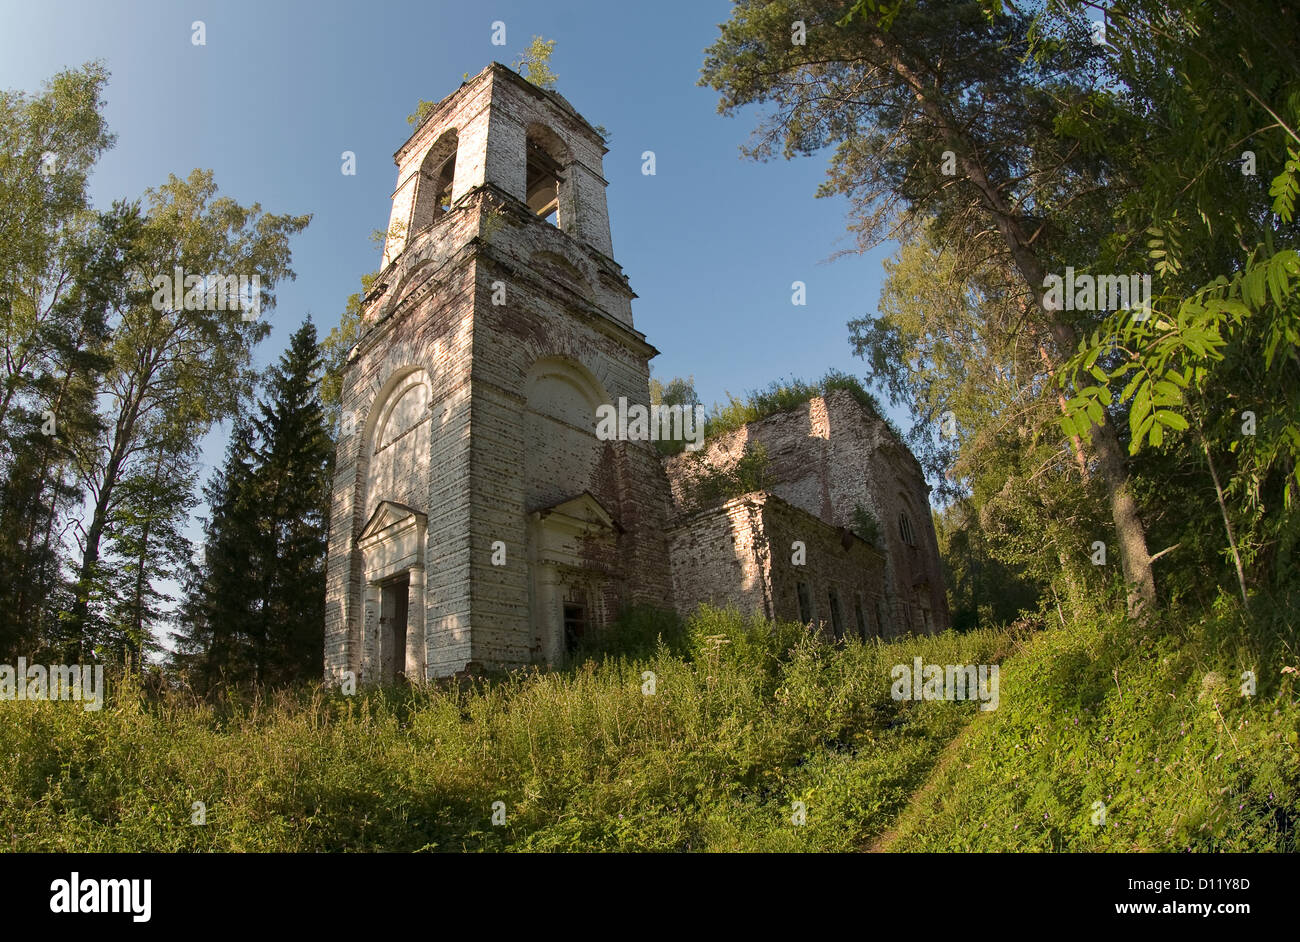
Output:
[173,417,261,687]
[176,319,333,687]
[250,319,333,684]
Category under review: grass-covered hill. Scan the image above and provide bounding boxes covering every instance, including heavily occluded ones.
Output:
[1,600,1295,852]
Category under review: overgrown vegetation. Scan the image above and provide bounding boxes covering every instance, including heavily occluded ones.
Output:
[408,35,558,126]
[4,599,1293,852]
[675,442,773,513]
[650,369,901,460]
[702,0,1300,621]
[514,36,559,91]
[704,370,891,441]
[851,503,882,548]
[171,320,334,689]
[879,590,1300,851]
[0,606,1014,851]
[0,64,308,666]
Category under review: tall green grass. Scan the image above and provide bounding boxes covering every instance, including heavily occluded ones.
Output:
[0,607,1010,852]
[880,592,1300,851]
[3,596,1292,852]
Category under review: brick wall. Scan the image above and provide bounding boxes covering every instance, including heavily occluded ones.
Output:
[663,391,950,633]
[666,492,888,638]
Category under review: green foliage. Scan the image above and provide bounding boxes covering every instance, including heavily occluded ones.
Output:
[406,99,437,127]
[574,605,690,661]
[0,64,311,661]
[0,62,116,659]
[651,371,885,460]
[176,320,333,688]
[1061,249,1299,455]
[514,36,558,91]
[320,270,375,429]
[851,503,881,547]
[700,0,1188,612]
[1048,0,1300,600]
[1269,148,1300,223]
[4,599,1292,851]
[837,0,909,30]
[705,370,888,441]
[935,500,1044,631]
[881,592,1300,851]
[859,224,1106,618]
[852,224,1037,502]
[64,168,309,660]
[676,442,773,512]
[648,374,703,457]
[369,221,405,252]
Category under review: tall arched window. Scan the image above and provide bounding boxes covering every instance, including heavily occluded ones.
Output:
[410,130,458,233]
[525,123,570,228]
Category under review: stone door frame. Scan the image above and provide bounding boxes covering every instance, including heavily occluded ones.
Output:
[358,501,428,683]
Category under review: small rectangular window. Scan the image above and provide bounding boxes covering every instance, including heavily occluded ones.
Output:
[828,589,844,639]
[855,594,867,640]
[796,581,813,625]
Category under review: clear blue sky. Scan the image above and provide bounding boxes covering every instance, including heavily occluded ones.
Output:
[1,0,906,510]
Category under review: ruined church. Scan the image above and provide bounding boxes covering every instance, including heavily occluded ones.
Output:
[324,63,948,684]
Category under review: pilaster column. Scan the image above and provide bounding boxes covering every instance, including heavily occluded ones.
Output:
[363,583,381,684]
[407,565,426,681]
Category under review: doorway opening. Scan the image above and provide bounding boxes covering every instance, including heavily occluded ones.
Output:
[563,602,587,656]
[380,576,410,682]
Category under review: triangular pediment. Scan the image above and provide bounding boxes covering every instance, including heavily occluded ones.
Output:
[533,492,621,532]
[359,500,426,542]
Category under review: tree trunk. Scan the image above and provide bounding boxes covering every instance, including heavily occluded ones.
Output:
[69,407,136,655]
[973,167,1158,616]
[1201,434,1249,608]
[878,37,1160,617]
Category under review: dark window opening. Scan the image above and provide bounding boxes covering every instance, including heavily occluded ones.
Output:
[875,599,888,638]
[796,581,813,625]
[899,512,916,547]
[563,603,586,655]
[431,156,455,215]
[828,589,844,639]
[855,594,868,640]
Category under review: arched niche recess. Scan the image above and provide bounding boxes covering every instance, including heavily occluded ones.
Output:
[363,368,433,522]
[529,250,595,303]
[522,356,608,512]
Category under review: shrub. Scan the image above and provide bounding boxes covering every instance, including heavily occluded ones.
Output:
[851,503,882,547]
[576,605,689,660]
[677,442,772,512]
